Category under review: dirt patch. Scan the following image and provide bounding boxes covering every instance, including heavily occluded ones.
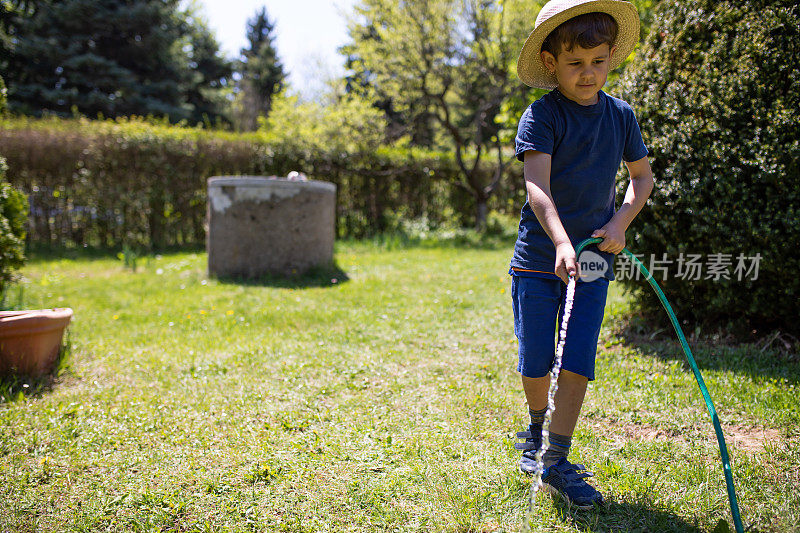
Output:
[586,417,686,449]
[724,424,783,454]
[585,417,781,453]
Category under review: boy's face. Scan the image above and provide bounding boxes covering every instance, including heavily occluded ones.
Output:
[540,43,617,106]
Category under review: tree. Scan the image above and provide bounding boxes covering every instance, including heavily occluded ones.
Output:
[182,5,234,126]
[259,85,388,155]
[4,0,185,119]
[234,7,285,131]
[0,1,27,59]
[2,0,232,124]
[343,0,541,229]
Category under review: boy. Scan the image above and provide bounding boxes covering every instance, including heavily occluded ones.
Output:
[510,0,654,508]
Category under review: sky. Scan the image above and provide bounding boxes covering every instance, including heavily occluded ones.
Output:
[193,0,359,100]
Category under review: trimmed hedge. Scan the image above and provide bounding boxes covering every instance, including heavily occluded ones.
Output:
[0,117,520,249]
[618,0,800,336]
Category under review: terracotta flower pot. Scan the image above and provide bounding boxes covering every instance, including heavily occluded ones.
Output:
[0,308,73,378]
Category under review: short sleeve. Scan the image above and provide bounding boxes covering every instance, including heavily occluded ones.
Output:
[623,105,649,162]
[515,100,555,162]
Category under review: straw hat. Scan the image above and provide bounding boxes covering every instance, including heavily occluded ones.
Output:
[517,0,640,89]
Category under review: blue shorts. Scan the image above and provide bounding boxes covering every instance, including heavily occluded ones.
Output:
[511,275,609,381]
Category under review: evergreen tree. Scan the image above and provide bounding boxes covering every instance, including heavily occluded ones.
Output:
[182,8,234,125]
[4,0,186,118]
[2,0,232,124]
[235,7,285,131]
[0,1,31,75]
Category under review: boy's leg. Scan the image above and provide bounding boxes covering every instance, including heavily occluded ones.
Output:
[516,276,605,444]
[523,369,588,466]
[512,275,562,473]
[513,277,608,508]
[523,369,588,435]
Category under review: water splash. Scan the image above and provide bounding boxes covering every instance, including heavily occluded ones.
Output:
[529,277,576,502]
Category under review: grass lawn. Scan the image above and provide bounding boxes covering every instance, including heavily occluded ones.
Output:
[1,239,798,532]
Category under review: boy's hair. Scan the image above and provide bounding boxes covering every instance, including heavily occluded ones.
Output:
[541,12,618,57]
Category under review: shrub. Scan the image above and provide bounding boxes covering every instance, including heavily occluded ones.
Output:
[0,158,29,297]
[1,75,28,296]
[0,116,513,248]
[618,0,800,336]
[0,76,6,114]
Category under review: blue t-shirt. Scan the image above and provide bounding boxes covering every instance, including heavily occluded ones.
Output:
[510,88,648,281]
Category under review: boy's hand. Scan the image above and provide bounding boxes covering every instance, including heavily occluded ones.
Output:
[592,222,626,254]
[555,242,580,284]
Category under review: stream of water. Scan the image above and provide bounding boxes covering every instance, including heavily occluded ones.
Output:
[530,276,577,500]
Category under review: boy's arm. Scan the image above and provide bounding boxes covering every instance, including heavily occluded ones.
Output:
[592,156,655,254]
[523,150,581,283]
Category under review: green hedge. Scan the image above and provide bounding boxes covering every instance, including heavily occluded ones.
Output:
[618,0,799,336]
[0,117,520,249]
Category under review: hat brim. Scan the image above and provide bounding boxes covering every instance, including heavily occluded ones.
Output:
[517,0,640,89]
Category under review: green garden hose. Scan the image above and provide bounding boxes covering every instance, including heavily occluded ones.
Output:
[575,237,744,533]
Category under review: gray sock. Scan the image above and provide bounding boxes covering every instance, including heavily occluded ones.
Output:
[528,407,547,444]
[529,407,546,426]
[543,432,572,467]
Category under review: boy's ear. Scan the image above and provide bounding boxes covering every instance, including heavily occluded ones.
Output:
[608,45,618,59]
[540,50,557,74]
